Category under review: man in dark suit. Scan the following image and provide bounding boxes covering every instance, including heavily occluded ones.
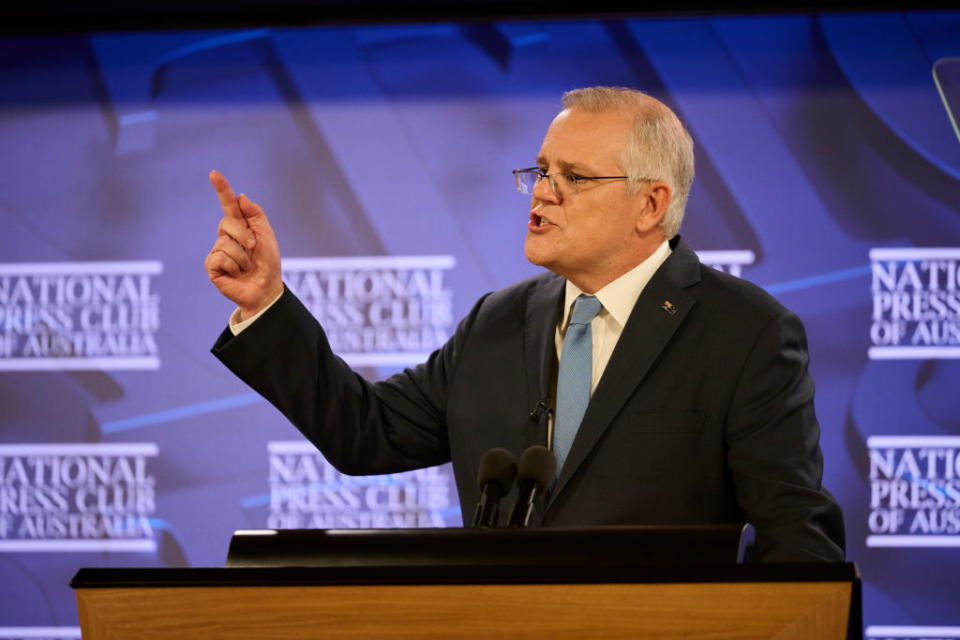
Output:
[205,87,845,561]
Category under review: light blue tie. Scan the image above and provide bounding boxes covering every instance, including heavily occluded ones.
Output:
[553,294,602,474]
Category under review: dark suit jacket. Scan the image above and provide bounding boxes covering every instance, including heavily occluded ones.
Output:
[213,237,845,561]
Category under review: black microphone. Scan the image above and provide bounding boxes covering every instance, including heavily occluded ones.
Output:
[528,395,550,422]
[506,445,557,528]
[471,448,518,528]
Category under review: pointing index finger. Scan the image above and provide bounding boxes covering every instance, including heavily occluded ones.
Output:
[209,170,243,221]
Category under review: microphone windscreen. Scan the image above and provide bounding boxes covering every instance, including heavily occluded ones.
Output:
[516,445,556,490]
[477,448,518,492]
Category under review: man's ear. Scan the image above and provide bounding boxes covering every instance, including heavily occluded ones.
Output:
[635,180,672,233]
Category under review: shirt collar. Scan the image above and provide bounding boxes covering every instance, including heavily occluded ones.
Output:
[560,239,672,330]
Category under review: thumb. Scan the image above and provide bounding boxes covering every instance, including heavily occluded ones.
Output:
[237,194,278,253]
[237,193,274,236]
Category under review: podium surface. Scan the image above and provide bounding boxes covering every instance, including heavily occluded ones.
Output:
[72,527,860,639]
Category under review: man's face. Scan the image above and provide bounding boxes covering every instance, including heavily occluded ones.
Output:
[524,108,651,293]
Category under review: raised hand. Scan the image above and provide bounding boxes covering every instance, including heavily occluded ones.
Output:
[204,170,284,320]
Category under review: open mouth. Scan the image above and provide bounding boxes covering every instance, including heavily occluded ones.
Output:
[530,204,552,228]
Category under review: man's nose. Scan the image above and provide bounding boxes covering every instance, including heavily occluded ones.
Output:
[533,173,561,203]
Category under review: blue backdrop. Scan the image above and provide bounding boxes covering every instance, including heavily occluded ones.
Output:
[1,11,959,640]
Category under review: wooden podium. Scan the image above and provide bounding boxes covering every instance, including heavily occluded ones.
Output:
[71,527,861,639]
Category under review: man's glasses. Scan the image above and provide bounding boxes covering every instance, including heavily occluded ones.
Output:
[512,167,642,197]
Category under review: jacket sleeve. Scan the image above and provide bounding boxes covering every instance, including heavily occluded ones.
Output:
[725,310,846,562]
[211,285,485,476]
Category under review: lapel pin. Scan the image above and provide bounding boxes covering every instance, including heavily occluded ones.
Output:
[661,300,678,316]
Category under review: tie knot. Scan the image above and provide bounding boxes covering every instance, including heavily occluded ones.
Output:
[570,295,602,326]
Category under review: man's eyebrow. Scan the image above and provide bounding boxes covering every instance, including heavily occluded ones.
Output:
[535,157,592,172]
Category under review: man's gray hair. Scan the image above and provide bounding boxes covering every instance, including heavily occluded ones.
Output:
[562,87,694,238]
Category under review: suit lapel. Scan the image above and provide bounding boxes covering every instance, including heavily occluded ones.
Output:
[543,240,703,512]
[523,274,565,449]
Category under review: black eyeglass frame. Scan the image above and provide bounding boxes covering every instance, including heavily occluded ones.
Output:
[512,167,651,196]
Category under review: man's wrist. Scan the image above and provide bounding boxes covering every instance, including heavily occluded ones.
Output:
[238,285,284,321]
[229,287,285,336]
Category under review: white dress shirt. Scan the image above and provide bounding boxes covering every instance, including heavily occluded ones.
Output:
[555,239,672,395]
